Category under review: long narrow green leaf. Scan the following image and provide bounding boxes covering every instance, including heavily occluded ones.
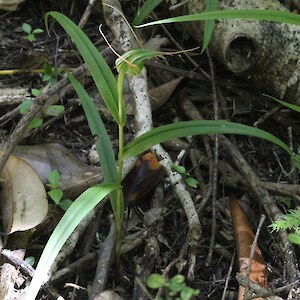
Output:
[26,183,117,300]
[132,0,163,26]
[67,73,118,183]
[201,0,218,53]
[45,12,120,123]
[263,94,300,113]
[122,120,292,159]
[67,74,120,216]
[136,9,300,28]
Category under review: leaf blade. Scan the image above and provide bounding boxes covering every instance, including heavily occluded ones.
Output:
[122,120,292,159]
[45,12,120,123]
[26,183,117,300]
[136,10,300,28]
[132,0,163,26]
[201,0,218,53]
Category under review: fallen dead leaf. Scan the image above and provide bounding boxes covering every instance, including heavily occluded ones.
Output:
[0,150,48,234]
[230,195,268,300]
[126,77,183,114]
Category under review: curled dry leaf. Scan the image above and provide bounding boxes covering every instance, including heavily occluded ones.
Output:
[12,143,102,198]
[0,150,48,234]
[126,77,183,114]
[122,152,164,205]
[230,195,268,300]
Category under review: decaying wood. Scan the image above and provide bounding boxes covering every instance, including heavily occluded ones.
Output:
[185,0,300,101]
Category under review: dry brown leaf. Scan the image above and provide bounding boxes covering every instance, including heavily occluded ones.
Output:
[148,77,183,111]
[0,150,48,234]
[126,77,183,114]
[230,195,268,300]
[11,143,101,198]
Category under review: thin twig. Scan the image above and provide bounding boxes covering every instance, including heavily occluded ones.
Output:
[78,0,96,29]
[221,249,236,300]
[243,214,266,299]
[205,50,219,266]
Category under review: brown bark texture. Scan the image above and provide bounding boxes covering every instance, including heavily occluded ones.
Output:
[185,0,300,102]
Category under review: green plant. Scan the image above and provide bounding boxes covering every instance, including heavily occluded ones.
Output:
[42,63,63,86]
[19,89,64,129]
[25,10,298,299]
[22,22,44,42]
[269,208,300,245]
[132,0,218,52]
[47,170,73,211]
[147,273,200,300]
[172,164,199,188]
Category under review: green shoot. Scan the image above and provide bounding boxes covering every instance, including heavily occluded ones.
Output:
[172,164,199,188]
[22,22,44,42]
[47,170,72,211]
[147,273,200,300]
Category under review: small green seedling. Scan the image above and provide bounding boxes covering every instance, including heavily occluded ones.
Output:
[22,22,44,42]
[172,164,199,188]
[19,98,43,129]
[43,63,63,86]
[19,88,64,129]
[147,273,200,300]
[47,170,73,211]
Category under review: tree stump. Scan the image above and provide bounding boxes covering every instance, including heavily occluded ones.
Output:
[185,0,300,102]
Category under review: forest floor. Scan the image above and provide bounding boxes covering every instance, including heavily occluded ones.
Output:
[0,1,300,299]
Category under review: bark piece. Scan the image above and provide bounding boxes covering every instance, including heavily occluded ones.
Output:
[185,0,300,101]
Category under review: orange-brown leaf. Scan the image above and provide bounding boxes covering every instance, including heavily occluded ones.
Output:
[230,195,268,300]
[122,152,164,204]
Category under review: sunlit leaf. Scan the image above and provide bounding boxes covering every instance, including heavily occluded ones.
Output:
[26,183,117,300]
[147,274,166,289]
[22,22,32,34]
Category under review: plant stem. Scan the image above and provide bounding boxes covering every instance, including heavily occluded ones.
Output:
[114,72,126,271]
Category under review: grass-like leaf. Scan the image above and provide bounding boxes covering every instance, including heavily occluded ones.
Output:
[136,9,300,28]
[122,120,292,159]
[67,74,118,184]
[132,0,163,26]
[68,74,120,216]
[26,183,117,300]
[201,0,218,53]
[45,12,120,123]
[263,94,300,113]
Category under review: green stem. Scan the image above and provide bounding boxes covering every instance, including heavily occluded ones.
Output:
[115,72,126,271]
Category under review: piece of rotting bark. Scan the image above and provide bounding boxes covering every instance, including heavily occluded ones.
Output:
[184,0,300,101]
